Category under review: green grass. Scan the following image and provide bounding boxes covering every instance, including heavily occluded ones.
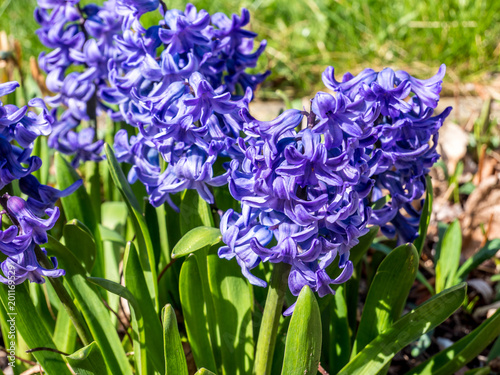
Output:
[2,0,500,97]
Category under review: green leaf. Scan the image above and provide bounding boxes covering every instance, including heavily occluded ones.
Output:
[45,236,132,375]
[414,175,434,256]
[55,153,104,279]
[163,304,188,375]
[406,308,500,375]
[338,283,467,375]
[66,342,108,375]
[85,161,102,223]
[172,227,221,259]
[87,277,139,313]
[100,201,128,320]
[326,285,351,374]
[89,273,163,375]
[179,255,218,372]
[435,220,461,293]
[105,144,158,311]
[178,191,220,365]
[207,252,254,375]
[0,283,72,375]
[180,189,214,234]
[488,335,500,362]
[98,224,126,246]
[456,239,500,282]
[345,262,361,339]
[64,219,96,274]
[53,308,77,354]
[195,369,217,375]
[349,225,379,266]
[123,242,164,374]
[352,244,419,357]
[464,368,491,375]
[281,286,322,375]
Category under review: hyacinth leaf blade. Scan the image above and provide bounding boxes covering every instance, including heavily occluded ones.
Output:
[105,144,158,311]
[488,335,500,362]
[405,308,500,375]
[64,219,96,274]
[324,285,350,374]
[435,219,462,294]
[455,239,500,283]
[0,283,73,374]
[29,281,58,333]
[100,201,129,323]
[145,203,171,265]
[144,203,163,267]
[85,161,102,225]
[98,224,126,246]
[414,175,434,256]
[349,225,380,267]
[65,341,108,375]
[172,227,222,259]
[345,262,362,341]
[55,153,105,280]
[180,189,215,235]
[87,277,140,313]
[179,190,221,365]
[338,283,467,375]
[207,250,254,375]
[123,241,164,374]
[148,203,181,309]
[32,135,50,185]
[163,304,189,375]
[281,286,322,375]
[53,307,77,354]
[179,255,218,373]
[44,236,132,375]
[195,369,217,375]
[351,243,419,358]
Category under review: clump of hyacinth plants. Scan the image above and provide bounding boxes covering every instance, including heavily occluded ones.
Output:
[9,1,500,375]
[32,0,449,325]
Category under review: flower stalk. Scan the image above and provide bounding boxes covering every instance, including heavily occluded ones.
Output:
[253,262,291,375]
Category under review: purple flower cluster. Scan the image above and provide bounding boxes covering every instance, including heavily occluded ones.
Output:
[36,0,270,205]
[321,65,451,243]
[35,0,123,166]
[218,65,450,309]
[103,2,269,208]
[0,82,79,284]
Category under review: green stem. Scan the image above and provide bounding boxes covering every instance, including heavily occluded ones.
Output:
[34,246,92,346]
[253,262,291,375]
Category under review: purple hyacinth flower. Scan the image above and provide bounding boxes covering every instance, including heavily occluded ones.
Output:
[0,137,42,189]
[159,4,211,54]
[0,219,32,257]
[219,207,273,287]
[19,174,83,216]
[183,72,239,125]
[6,195,60,245]
[0,243,64,285]
[359,68,412,117]
[395,64,446,110]
[0,82,20,97]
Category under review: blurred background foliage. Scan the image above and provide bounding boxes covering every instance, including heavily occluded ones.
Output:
[1,0,500,98]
